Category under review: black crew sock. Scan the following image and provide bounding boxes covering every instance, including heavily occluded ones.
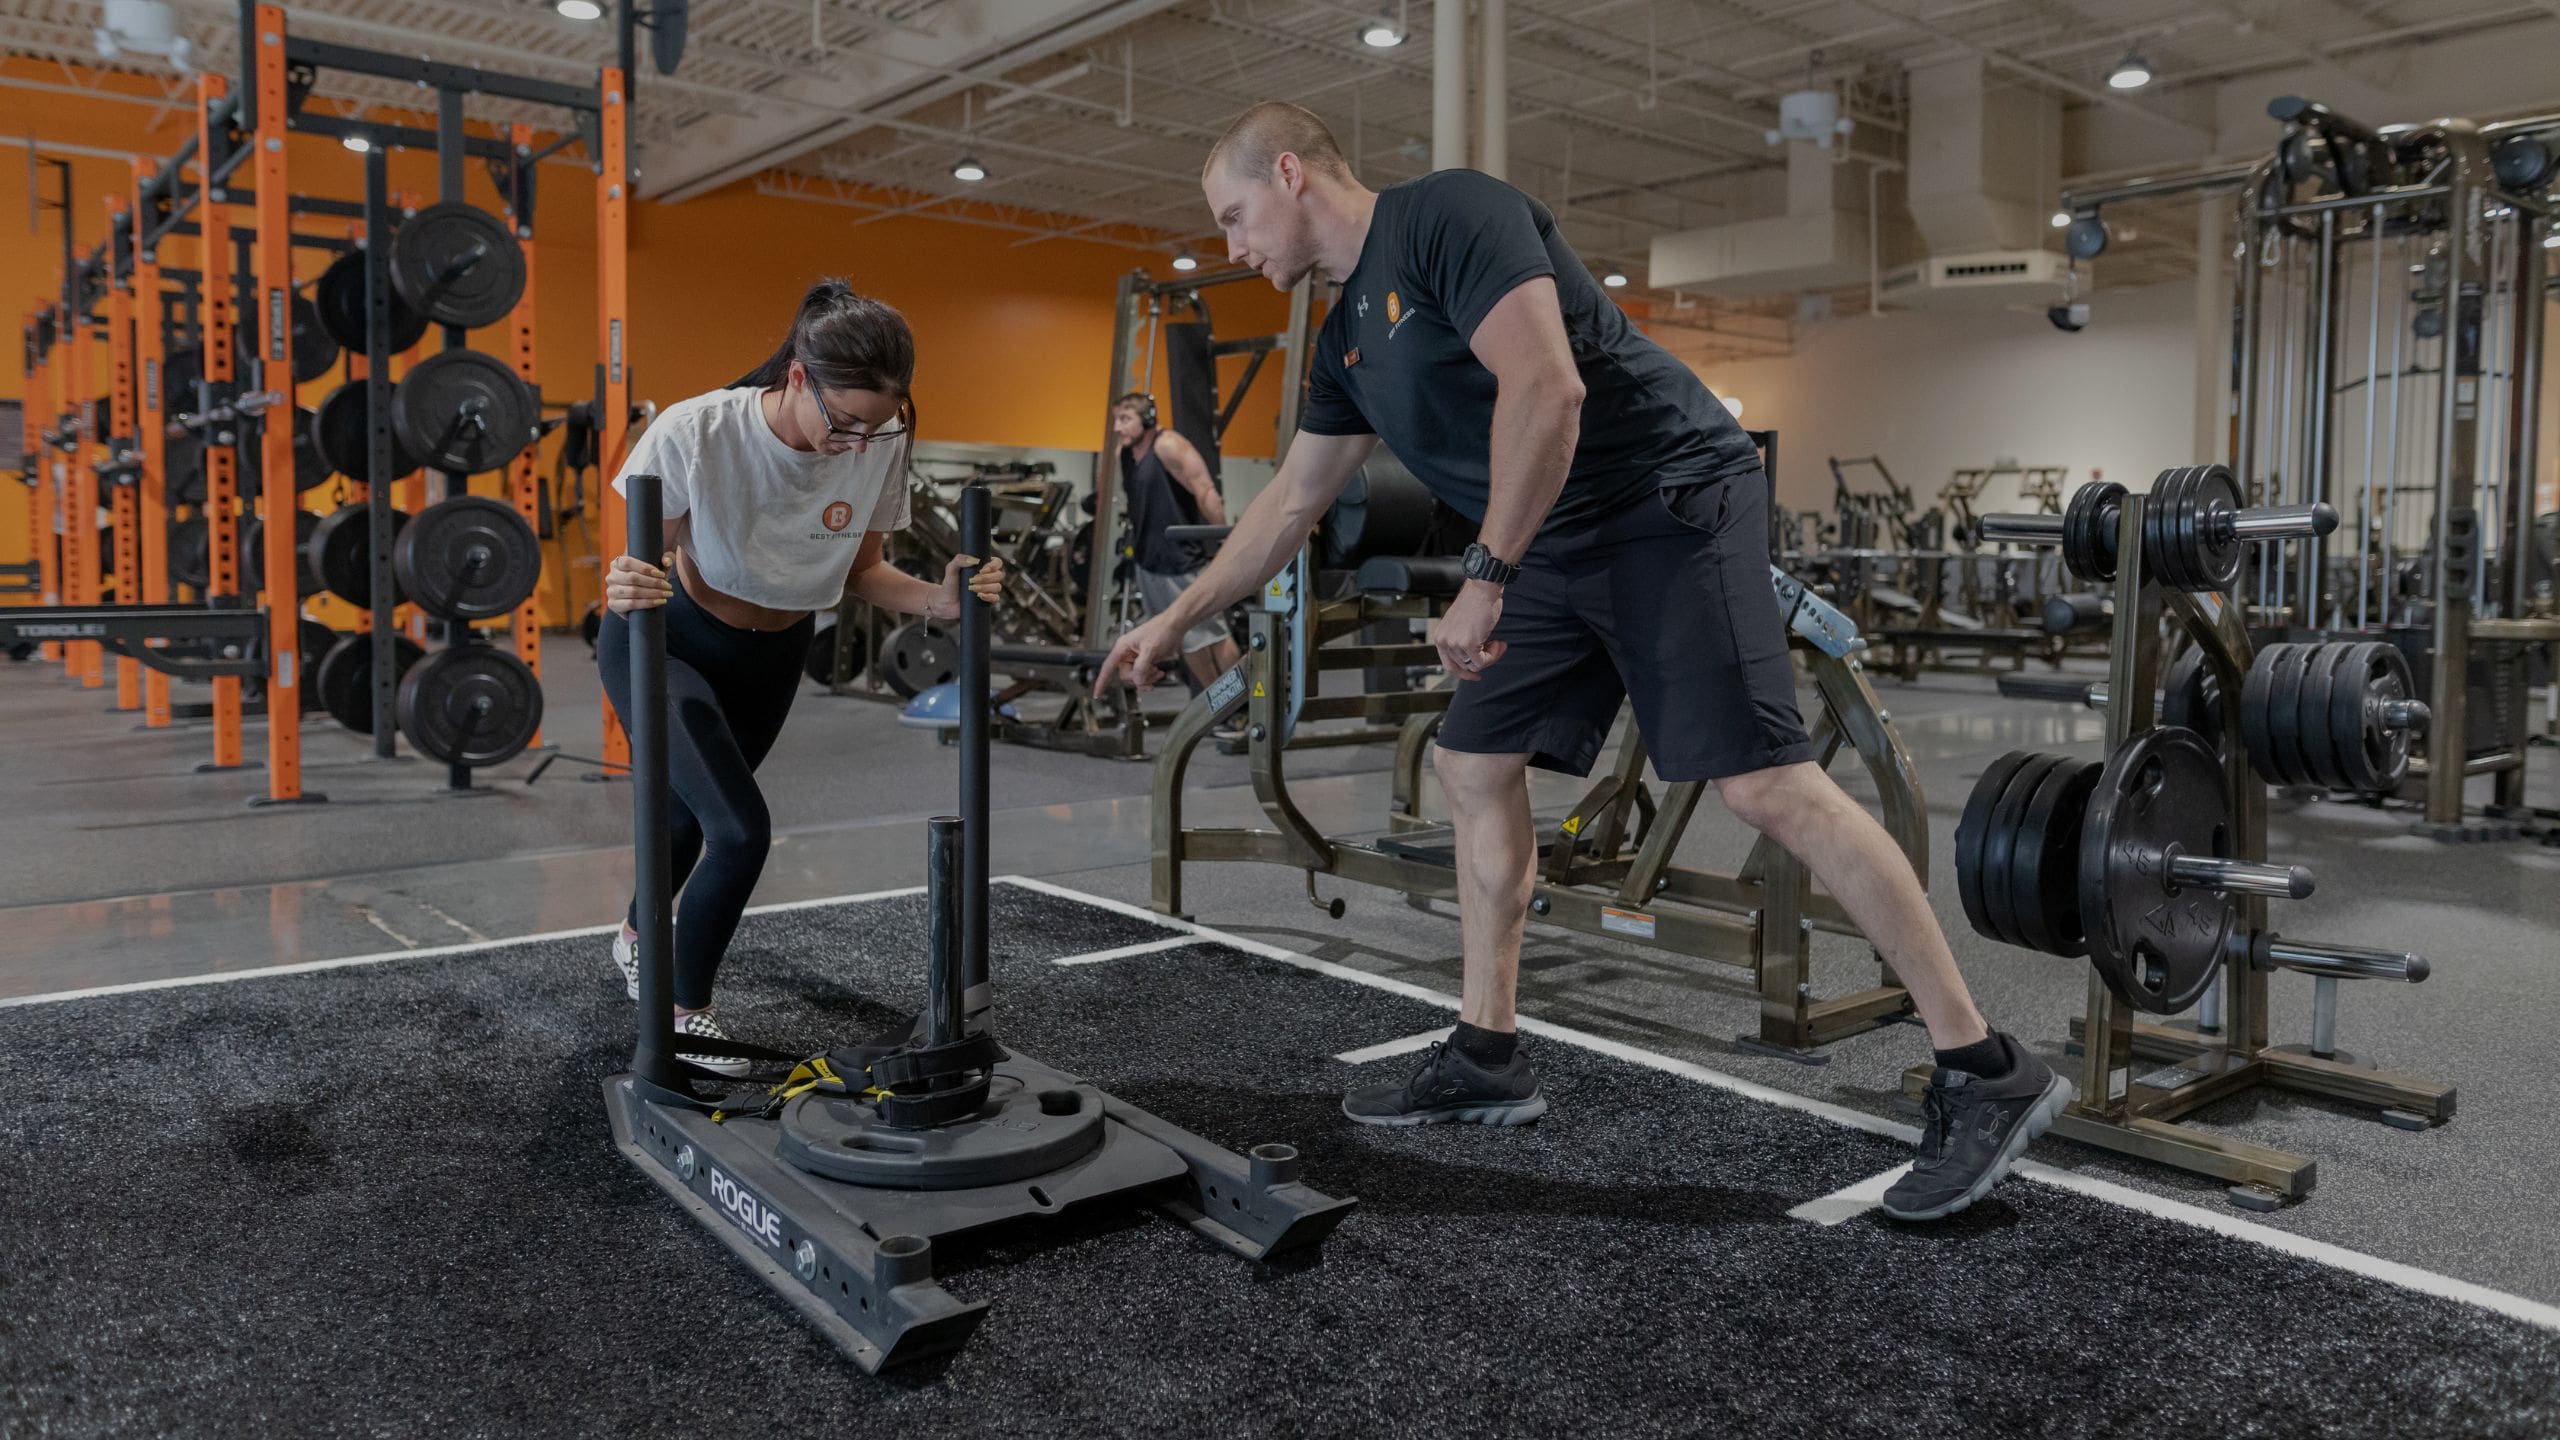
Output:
[1935,1033,2013,1080]
[1450,1021,1517,1068]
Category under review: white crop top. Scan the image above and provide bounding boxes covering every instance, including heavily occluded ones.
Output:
[611,386,911,611]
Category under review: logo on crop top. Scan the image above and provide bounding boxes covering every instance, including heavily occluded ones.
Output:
[821,501,854,533]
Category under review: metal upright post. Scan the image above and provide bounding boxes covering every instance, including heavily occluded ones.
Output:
[625,472,680,1088]
[958,484,992,1025]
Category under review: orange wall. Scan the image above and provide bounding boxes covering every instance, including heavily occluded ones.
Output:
[2,56,1291,619]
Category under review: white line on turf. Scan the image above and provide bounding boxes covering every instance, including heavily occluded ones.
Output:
[1334,1028,1451,1065]
[991,874,2560,1336]
[0,883,928,1010]
[1788,1167,1912,1226]
[1052,936,1195,967]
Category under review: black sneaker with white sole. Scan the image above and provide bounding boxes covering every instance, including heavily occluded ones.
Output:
[1342,1040,1548,1127]
[1880,1032,2073,1221]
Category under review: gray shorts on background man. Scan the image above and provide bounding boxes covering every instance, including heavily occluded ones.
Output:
[1135,566,1233,654]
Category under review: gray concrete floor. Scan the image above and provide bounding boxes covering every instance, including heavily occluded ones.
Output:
[5,643,2557,1307]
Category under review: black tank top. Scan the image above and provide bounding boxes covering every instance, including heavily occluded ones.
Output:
[1122,434,1207,574]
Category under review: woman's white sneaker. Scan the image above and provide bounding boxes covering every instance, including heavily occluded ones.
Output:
[674,1010,752,1078]
[610,929,640,1000]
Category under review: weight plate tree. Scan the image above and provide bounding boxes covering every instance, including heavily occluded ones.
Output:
[396,645,544,767]
[314,631,427,735]
[313,246,432,355]
[388,202,528,329]
[390,348,538,476]
[392,496,542,620]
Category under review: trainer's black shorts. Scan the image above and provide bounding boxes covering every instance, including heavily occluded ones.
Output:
[1433,474,1818,782]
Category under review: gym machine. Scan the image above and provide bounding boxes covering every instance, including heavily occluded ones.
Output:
[605,475,1354,1372]
[1944,467,2453,1209]
[2066,99,2558,839]
[1147,479,1929,1059]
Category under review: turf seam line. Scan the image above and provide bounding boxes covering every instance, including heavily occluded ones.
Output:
[0,884,929,1009]
[1051,936,1197,967]
[991,874,2560,1336]
[1333,1028,1453,1064]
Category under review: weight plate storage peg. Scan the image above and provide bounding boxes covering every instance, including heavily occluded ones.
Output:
[315,631,427,735]
[312,247,432,355]
[2060,480,2125,584]
[397,645,545,768]
[388,202,528,329]
[2077,726,2310,1015]
[393,496,542,621]
[389,348,538,476]
[313,380,420,481]
[308,503,411,608]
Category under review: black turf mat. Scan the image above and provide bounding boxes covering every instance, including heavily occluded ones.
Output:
[3,885,2556,1439]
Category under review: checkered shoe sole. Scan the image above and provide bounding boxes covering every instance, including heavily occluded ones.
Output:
[674,1010,751,1078]
[610,931,639,1001]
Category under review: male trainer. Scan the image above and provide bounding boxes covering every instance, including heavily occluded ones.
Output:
[1110,392,1242,689]
[1098,102,2069,1222]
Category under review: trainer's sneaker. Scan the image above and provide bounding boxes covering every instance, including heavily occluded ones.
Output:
[610,928,639,1001]
[1342,1040,1548,1127]
[674,1010,752,1078]
[1880,1033,2073,1221]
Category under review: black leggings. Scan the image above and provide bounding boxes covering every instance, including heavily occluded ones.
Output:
[598,580,812,1009]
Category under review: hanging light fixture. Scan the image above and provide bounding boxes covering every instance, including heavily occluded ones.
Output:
[2106,50,2153,90]
[1602,270,1629,288]
[555,0,604,20]
[1360,1,1406,47]
[1171,251,1200,272]
[952,93,988,183]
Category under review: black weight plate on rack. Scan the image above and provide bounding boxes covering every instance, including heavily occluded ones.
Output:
[397,644,544,767]
[2294,643,2351,790]
[393,495,541,620]
[1981,753,2068,949]
[579,603,602,652]
[161,345,206,487]
[804,619,868,686]
[313,379,421,481]
[2141,466,2199,592]
[2334,641,2416,794]
[2159,645,2226,759]
[2186,465,2246,588]
[2010,756,2102,958]
[2060,481,2123,584]
[313,247,433,354]
[2239,642,2289,786]
[241,508,323,597]
[308,503,411,607]
[389,202,526,329]
[314,631,426,735]
[390,348,538,475]
[2079,725,2236,1016]
[238,290,340,386]
[881,618,956,698]
[171,515,210,591]
[297,618,337,712]
[1955,751,2039,944]
[2264,641,2320,787]
[282,405,330,493]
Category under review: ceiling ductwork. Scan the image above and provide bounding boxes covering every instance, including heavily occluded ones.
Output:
[1645,137,1892,295]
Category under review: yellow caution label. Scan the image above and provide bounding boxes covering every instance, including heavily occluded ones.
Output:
[1560,815,1582,836]
[1252,681,1265,697]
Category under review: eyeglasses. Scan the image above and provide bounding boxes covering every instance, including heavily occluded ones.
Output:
[811,390,910,445]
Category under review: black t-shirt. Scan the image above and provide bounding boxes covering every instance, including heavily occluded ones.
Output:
[1298,169,1762,540]
[1122,434,1205,574]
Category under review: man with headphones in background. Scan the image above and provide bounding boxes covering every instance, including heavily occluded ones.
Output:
[1109,392,1243,693]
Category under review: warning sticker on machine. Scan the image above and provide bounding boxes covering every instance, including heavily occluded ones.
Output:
[1600,907,1656,940]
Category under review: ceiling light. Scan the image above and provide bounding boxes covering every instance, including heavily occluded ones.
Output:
[1360,18,1404,47]
[2544,232,2559,249]
[2051,210,2072,228]
[2106,51,2153,90]
[951,154,987,183]
[1171,252,1199,272]
[1602,271,1628,288]
[342,133,371,153]
[555,0,603,19]
[1721,395,1745,419]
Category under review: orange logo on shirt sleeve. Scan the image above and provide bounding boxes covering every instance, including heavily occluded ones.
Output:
[822,501,855,532]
